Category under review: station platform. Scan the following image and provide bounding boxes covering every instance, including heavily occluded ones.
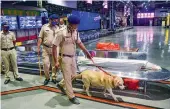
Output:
[1,73,170,109]
[1,26,170,109]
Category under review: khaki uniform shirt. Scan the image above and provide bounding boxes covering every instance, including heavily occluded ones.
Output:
[39,23,59,47]
[0,31,16,49]
[53,27,81,55]
[59,24,66,29]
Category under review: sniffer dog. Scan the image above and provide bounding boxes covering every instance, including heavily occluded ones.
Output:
[73,70,125,102]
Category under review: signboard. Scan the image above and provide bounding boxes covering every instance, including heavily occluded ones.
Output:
[1,16,18,30]
[26,16,36,28]
[19,16,42,29]
[36,16,42,28]
[71,10,101,31]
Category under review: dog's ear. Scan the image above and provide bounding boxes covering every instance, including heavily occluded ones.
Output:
[111,74,117,78]
[113,77,119,87]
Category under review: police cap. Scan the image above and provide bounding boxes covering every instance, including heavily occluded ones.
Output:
[68,15,80,24]
[49,14,59,19]
[1,22,8,27]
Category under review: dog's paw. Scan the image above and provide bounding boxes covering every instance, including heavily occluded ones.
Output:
[87,93,92,97]
[104,93,108,98]
[114,98,119,102]
[83,85,86,91]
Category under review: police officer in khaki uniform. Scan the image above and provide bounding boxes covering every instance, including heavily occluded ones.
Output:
[59,18,66,29]
[52,15,92,104]
[37,14,59,85]
[1,22,23,84]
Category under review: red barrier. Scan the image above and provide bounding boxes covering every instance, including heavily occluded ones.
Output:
[29,35,37,40]
[96,42,120,50]
[16,35,37,42]
[124,78,139,90]
[16,36,29,42]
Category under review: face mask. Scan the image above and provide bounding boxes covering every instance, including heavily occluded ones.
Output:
[51,21,57,26]
[3,26,9,31]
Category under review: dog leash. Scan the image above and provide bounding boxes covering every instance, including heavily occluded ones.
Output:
[90,58,112,76]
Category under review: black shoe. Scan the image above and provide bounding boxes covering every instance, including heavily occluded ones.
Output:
[44,79,50,85]
[69,97,80,104]
[52,79,57,84]
[57,84,66,95]
[4,79,10,84]
[16,77,23,81]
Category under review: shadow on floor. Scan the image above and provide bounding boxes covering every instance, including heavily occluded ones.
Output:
[45,95,73,108]
[9,80,33,87]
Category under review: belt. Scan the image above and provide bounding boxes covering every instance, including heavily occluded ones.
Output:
[59,53,74,58]
[1,47,15,51]
[43,44,52,48]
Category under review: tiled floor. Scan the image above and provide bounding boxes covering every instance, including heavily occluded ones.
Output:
[2,90,127,109]
[1,26,170,109]
[1,73,170,109]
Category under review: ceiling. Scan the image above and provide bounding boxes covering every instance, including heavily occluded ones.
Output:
[132,1,170,13]
[132,1,170,9]
[1,1,170,16]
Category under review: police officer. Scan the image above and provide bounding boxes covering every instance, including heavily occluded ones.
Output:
[37,14,59,85]
[59,18,66,29]
[1,22,23,84]
[52,15,92,104]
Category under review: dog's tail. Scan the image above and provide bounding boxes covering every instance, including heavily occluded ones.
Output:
[72,74,82,81]
[72,74,82,84]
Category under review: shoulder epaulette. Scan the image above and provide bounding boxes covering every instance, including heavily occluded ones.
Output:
[56,26,67,34]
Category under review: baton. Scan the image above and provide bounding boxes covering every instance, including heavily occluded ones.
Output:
[38,54,42,78]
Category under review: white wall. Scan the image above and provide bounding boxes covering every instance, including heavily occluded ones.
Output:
[47,0,77,9]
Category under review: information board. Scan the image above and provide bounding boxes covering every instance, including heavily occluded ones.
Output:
[36,16,42,28]
[71,10,101,31]
[1,16,18,30]
[19,16,42,29]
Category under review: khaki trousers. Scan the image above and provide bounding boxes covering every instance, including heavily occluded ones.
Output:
[59,56,77,99]
[1,49,20,80]
[42,47,58,80]
[0,56,2,73]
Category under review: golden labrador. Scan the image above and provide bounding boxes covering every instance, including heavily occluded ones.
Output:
[73,70,125,102]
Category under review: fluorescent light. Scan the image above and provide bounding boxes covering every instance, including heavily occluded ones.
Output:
[87,0,92,4]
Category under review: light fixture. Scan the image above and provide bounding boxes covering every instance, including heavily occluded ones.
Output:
[86,0,92,4]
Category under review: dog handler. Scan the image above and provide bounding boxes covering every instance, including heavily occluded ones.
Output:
[52,15,92,104]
